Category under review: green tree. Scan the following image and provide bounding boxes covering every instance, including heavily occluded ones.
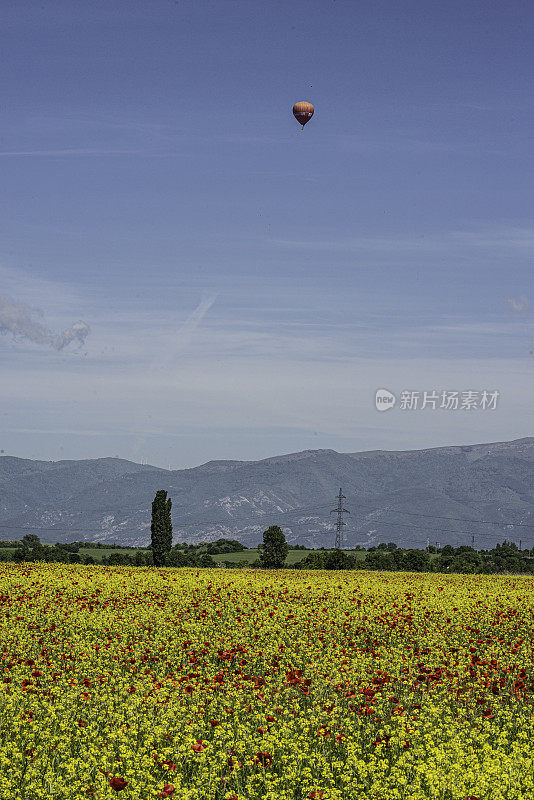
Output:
[134,550,152,567]
[105,552,132,566]
[20,534,48,562]
[167,548,189,567]
[259,525,288,569]
[364,549,396,570]
[293,551,326,569]
[323,549,358,570]
[22,534,41,549]
[151,490,173,567]
[403,549,431,572]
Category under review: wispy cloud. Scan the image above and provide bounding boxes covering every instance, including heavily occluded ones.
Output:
[176,295,217,347]
[8,428,110,437]
[504,295,529,312]
[0,148,144,157]
[269,226,534,256]
[0,294,90,350]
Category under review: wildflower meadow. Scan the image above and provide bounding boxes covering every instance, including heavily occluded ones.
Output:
[1,564,533,800]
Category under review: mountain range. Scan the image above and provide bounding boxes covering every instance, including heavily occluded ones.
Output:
[1,437,533,549]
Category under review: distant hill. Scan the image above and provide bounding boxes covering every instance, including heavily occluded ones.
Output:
[1,437,533,549]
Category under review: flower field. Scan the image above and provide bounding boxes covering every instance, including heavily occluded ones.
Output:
[1,565,533,800]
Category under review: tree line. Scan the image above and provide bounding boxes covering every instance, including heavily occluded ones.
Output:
[294,540,534,574]
[1,489,532,574]
[2,531,533,574]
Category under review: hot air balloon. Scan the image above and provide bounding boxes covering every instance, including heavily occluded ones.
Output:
[293,101,314,129]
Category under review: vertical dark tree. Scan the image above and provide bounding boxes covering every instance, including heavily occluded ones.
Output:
[151,490,173,567]
[259,525,288,569]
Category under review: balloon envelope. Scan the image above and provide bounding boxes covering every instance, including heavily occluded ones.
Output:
[293,101,314,127]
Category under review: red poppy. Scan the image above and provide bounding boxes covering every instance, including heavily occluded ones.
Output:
[157,785,175,798]
[210,719,221,727]
[109,777,128,791]
[161,760,176,771]
[191,740,206,753]
[255,751,273,768]
[308,793,324,799]
[265,715,276,722]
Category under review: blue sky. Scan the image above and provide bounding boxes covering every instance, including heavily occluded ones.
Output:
[0,0,532,468]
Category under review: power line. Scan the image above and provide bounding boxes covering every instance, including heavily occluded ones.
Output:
[330,520,528,540]
[304,500,534,529]
[363,507,534,528]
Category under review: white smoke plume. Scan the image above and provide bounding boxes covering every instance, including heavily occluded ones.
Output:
[504,295,529,312]
[0,294,90,350]
[54,320,91,350]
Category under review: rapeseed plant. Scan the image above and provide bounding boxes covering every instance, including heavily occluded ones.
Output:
[0,565,532,798]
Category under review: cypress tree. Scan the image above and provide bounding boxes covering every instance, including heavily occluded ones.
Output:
[151,490,173,567]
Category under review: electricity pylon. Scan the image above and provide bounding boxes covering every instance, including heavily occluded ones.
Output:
[330,488,350,550]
